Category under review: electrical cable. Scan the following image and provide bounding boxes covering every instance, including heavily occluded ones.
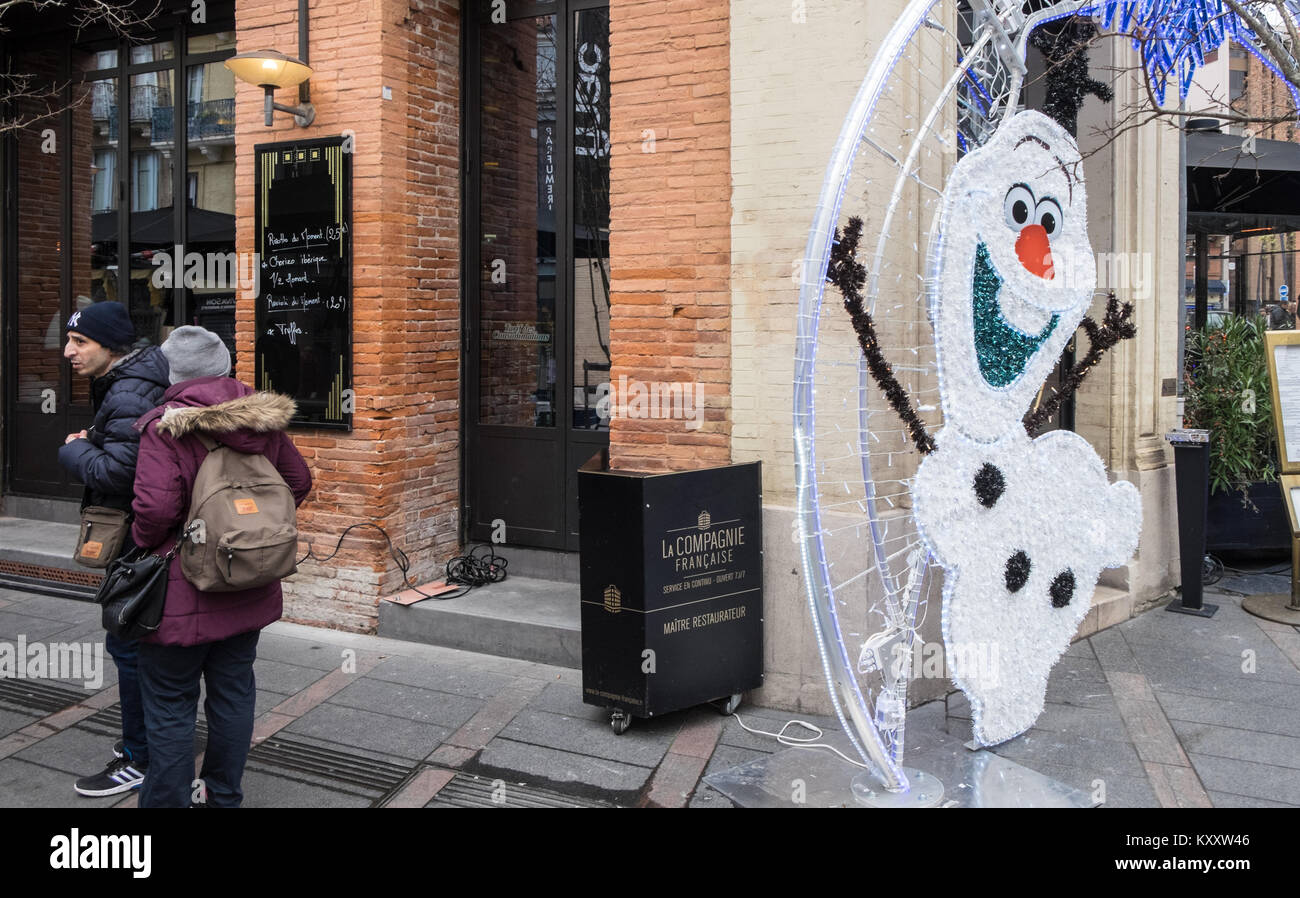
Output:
[728,711,872,771]
[296,521,507,601]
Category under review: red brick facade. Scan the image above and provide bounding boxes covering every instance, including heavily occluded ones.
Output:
[233,0,461,630]
[607,0,731,472]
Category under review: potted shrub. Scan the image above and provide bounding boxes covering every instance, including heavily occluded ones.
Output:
[1183,314,1288,554]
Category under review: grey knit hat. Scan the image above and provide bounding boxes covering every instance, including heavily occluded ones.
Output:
[162,326,231,385]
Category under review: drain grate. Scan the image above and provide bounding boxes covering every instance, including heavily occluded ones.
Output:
[248,735,411,794]
[84,707,407,796]
[0,678,91,715]
[426,772,610,808]
[0,561,102,587]
[0,563,99,600]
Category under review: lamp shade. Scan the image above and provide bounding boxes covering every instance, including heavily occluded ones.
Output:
[224,50,312,89]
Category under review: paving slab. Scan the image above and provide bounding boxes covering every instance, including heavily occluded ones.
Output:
[527,680,603,719]
[688,782,736,808]
[991,729,1148,778]
[1124,632,1300,683]
[473,738,650,800]
[497,707,678,767]
[1155,688,1300,737]
[12,724,120,776]
[248,656,335,697]
[1215,573,1292,596]
[1089,627,1142,674]
[1135,662,1300,710]
[284,702,452,763]
[0,757,124,808]
[1001,758,1160,808]
[366,653,517,700]
[5,595,99,624]
[326,677,483,731]
[1170,719,1300,770]
[1024,701,1129,742]
[0,708,39,738]
[0,610,82,642]
[1187,753,1300,805]
[1206,790,1297,808]
[254,633,356,672]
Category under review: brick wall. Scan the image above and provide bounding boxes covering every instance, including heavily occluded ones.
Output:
[607,0,731,472]
[14,51,64,406]
[234,0,461,631]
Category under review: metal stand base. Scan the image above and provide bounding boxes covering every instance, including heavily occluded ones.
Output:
[1241,592,1300,625]
[852,767,944,808]
[702,745,1097,808]
[1166,597,1219,618]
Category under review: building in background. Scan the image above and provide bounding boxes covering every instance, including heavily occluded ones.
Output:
[0,0,1183,714]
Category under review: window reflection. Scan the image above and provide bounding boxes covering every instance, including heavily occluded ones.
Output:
[185,58,237,362]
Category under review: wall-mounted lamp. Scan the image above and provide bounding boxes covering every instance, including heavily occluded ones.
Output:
[225,50,315,127]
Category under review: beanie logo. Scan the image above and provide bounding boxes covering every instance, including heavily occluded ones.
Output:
[68,311,81,329]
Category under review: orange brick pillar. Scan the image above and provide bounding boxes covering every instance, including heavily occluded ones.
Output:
[607,0,731,472]
[234,0,461,631]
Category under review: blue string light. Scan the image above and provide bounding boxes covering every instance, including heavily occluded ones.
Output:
[1094,0,1289,106]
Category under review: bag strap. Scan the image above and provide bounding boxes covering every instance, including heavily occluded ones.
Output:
[195,433,220,451]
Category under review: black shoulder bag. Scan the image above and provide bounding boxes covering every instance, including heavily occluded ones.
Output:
[95,535,184,641]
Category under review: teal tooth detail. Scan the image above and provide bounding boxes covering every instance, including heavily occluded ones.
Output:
[972,241,1058,388]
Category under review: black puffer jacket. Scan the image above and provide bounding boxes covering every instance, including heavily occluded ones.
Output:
[58,345,171,510]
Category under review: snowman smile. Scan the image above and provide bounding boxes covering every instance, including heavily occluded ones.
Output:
[971,241,1059,388]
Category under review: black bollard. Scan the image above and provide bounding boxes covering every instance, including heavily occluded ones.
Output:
[1166,429,1218,618]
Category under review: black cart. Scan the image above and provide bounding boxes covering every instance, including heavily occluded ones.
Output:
[578,453,764,734]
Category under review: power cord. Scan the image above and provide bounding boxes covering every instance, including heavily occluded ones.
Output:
[728,711,871,771]
[296,522,508,601]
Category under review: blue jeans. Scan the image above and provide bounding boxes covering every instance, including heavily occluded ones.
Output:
[137,631,260,808]
[104,632,148,766]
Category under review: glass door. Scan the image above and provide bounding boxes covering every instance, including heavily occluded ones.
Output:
[466,0,610,551]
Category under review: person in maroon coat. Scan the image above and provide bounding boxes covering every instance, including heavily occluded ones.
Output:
[131,326,311,807]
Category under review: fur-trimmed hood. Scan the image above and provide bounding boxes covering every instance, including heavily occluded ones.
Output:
[158,391,296,438]
[135,375,297,455]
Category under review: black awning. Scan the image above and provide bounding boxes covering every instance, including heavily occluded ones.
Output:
[91,206,235,246]
[1187,130,1300,235]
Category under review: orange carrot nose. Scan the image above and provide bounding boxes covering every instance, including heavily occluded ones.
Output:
[1016,224,1055,280]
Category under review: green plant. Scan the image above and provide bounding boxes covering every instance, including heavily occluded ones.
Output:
[1183,314,1279,499]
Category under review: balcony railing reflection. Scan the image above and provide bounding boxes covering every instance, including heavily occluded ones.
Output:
[151,98,235,143]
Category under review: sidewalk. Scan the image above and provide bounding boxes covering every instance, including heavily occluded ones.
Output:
[1,568,1298,808]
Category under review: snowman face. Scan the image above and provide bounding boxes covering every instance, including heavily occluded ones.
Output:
[931,111,1097,444]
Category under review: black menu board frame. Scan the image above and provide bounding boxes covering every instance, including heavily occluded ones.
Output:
[254,136,353,430]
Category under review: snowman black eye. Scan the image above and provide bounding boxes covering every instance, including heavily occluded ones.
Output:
[1036,197,1063,237]
[1004,184,1034,230]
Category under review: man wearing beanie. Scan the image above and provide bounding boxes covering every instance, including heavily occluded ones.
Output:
[132,326,311,807]
[58,302,170,797]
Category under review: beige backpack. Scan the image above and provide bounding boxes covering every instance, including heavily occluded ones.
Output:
[179,434,298,591]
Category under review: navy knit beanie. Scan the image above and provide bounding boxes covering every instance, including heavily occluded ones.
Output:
[66,303,135,352]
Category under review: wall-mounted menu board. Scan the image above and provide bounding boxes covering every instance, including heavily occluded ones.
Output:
[254,136,352,429]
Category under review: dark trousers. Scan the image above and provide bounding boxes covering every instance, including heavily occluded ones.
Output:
[104,632,148,766]
[137,631,260,808]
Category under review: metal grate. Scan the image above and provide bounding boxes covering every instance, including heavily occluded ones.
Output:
[0,678,92,715]
[0,561,102,587]
[0,562,100,601]
[248,735,411,794]
[426,772,610,808]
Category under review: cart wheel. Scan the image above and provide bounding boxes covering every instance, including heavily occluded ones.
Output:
[610,710,631,735]
[720,693,742,715]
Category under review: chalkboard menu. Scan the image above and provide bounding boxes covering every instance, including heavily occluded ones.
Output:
[254,136,352,429]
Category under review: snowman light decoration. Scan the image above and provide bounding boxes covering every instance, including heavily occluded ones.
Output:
[829,110,1141,747]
